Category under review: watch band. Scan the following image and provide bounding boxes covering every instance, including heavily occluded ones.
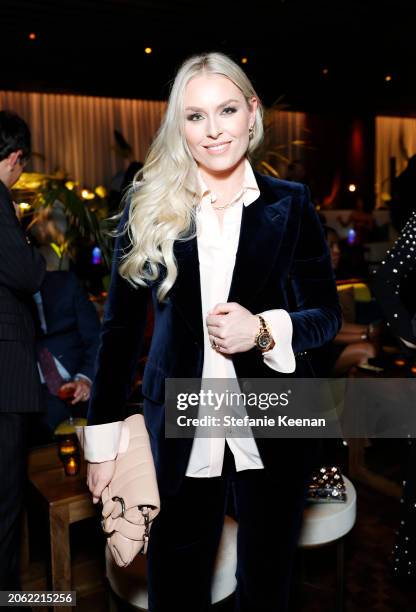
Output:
[258,315,269,335]
[254,315,275,352]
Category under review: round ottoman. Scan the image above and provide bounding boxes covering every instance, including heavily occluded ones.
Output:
[106,515,238,610]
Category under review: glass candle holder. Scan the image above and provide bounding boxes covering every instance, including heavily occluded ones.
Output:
[57,433,80,476]
[64,454,80,476]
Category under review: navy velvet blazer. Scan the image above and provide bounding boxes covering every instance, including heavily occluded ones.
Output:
[37,271,101,382]
[88,173,342,493]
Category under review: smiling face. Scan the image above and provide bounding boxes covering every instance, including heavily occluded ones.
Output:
[183,73,257,179]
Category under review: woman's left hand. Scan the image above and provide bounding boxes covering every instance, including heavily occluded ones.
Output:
[206,302,259,354]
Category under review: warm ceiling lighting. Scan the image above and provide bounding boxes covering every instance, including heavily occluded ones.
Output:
[385,74,392,82]
[241,57,248,64]
[144,47,152,54]
[395,359,406,367]
[348,184,356,192]
[28,32,36,40]
[81,189,95,200]
[94,185,107,198]
[322,67,329,75]
[18,202,31,210]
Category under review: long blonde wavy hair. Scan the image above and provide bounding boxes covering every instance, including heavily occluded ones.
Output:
[119,52,264,301]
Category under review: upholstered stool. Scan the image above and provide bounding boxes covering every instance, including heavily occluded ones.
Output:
[299,475,357,612]
[106,515,238,611]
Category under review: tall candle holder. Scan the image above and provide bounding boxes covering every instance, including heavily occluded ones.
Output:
[57,433,80,476]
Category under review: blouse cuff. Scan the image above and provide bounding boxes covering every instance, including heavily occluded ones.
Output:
[259,309,296,373]
[76,421,129,463]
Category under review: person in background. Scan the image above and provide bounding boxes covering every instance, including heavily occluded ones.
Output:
[108,130,143,213]
[28,215,101,440]
[80,52,341,612]
[391,155,416,233]
[371,210,416,582]
[337,194,375,245]
[313,226,379,376]
[0,110,46,592]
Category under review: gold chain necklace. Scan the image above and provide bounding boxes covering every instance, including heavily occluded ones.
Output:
[211,201,234,210]
[210,190,243,211]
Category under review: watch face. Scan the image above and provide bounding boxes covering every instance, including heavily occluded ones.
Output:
[258,332,272,350]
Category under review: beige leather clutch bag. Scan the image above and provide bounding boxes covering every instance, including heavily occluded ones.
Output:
[100,414,160,567]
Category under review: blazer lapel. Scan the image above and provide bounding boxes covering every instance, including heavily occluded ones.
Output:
[169,173,293,344]
[227,174,292,305]
[170,234,204,345]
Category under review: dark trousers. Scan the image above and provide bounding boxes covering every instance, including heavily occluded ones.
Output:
[147,442,312,612]
[0,413,26,590]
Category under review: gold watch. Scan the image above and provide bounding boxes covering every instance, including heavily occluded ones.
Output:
[254,315,275,352]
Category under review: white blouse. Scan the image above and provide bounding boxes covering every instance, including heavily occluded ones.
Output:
[79,160,296,474]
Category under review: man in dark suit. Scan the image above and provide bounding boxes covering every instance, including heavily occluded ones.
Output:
[0,110,46,590]
[32,243,101,436]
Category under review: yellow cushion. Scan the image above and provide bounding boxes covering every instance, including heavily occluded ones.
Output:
[337,282,371,302]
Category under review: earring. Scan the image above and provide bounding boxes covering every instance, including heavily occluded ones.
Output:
[249,125,254,139]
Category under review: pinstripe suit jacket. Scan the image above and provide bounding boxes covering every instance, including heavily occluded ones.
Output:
[0,180,46,413]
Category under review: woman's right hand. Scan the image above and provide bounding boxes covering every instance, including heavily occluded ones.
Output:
[87,460,116,504]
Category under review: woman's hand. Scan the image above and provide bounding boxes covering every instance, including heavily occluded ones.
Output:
[87,460,116,504]
[206,302,259,354]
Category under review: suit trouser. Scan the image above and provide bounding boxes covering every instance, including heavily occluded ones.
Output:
[0,413,26,590]
[147,441,313,612]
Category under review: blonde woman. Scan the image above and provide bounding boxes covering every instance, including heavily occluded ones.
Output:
[82,53,341,611]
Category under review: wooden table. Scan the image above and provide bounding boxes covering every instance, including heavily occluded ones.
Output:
[27,445,97,611]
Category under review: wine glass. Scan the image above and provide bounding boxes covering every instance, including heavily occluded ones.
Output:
[55,381,88,431]
[55,382,86,475]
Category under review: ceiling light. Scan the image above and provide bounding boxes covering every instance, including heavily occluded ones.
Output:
[81,189,95,200]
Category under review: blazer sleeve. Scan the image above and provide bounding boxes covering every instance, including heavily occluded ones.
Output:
[288,185,342,354]
[0,200,46,295]
[71,273,102,381]
[370,210,416,344]
[87,203,151,425]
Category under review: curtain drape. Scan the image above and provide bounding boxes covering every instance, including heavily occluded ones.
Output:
[1,90,306,188]
[0,90,167,188]
[265,110,306,175]
[376,116,416,208]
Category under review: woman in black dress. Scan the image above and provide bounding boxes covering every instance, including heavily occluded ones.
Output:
[371,210,416,581]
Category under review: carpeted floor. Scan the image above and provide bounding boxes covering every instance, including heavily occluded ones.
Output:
[73,480,416,612]
[25,439,416,611]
